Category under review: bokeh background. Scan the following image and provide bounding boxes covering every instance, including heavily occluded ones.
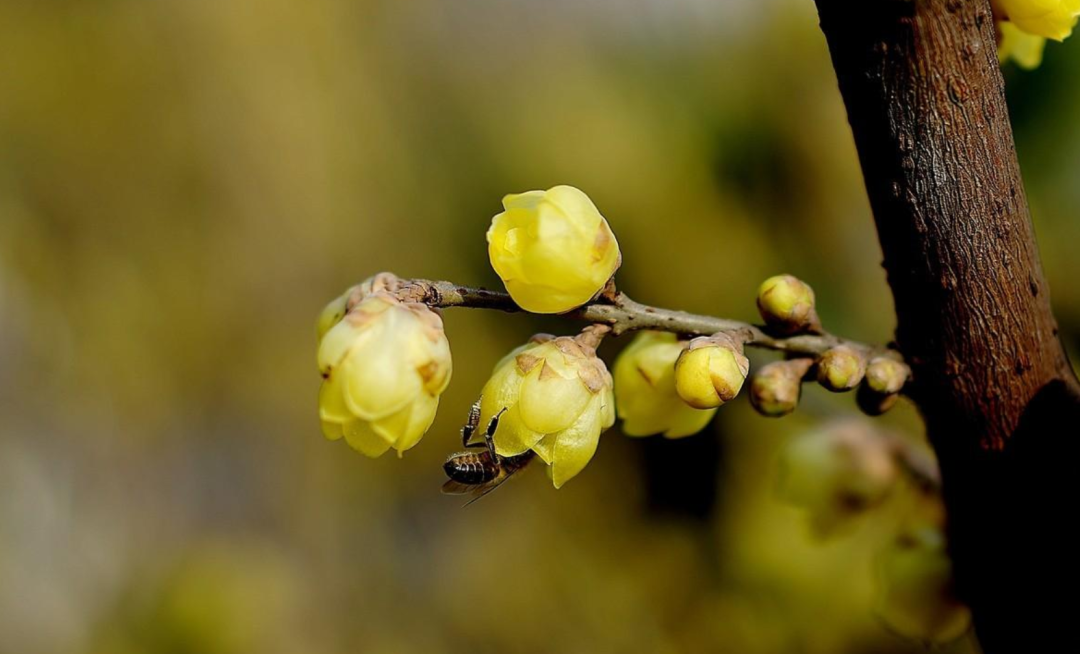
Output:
[2,1,1078,653]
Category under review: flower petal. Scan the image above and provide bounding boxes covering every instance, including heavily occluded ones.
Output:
[321,420,344,441]
[343,419,393,457]
[490,404,544,457]
[549,403,604,488]
[517,362,592,434]
[340,337,422,421]
[370,393,439,455]
[318,374,353,424]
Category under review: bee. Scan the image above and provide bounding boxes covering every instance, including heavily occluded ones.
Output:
[442,400,535,505]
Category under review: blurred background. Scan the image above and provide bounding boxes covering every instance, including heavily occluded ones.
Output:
[2,1,1078,653]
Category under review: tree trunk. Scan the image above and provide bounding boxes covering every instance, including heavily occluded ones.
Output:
[811,0,1080,651]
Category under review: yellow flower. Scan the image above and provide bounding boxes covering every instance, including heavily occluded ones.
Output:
[614,332,716,438]
[487,185,621,314]
[673,334,749,410]
[317,293,452,457]
[994,0,1080,40]
[479,334,615,488]
[998,21,1049,68]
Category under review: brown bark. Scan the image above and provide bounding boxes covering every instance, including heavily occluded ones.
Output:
[811,0,1080,651]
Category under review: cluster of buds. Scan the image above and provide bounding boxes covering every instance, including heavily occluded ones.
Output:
[315,186,912,494]
[994,0,1080,68]
[748,275,910,418]
[312,182,956,642]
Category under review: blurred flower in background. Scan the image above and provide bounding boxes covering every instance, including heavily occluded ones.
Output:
[1,0,1077,653]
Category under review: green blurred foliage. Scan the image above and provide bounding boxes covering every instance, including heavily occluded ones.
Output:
[1,1,1076,653]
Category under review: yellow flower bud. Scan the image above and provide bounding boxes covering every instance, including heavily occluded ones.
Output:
[875,524,972,644]
[816,345,867,392]
[674,334,749,410]
[316,272,405,344]
[317,293,452,457]
[756,274,820,335]
[998,21,1048,68]
[614,332,716,438]
[778,419,900,537]
[487,185,621,314]
[748,358,814,418]
[478,334,615,488]
[994,0,1080,40]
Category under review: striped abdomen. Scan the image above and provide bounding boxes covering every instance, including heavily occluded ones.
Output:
[443,451,500,485]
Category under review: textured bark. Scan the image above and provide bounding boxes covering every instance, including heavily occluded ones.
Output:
[812,0,1080,652]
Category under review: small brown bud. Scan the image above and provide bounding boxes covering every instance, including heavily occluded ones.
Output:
[817,345,868,392]
[865,357,910,395]
[857,384,900,416]
[749,358,814,417]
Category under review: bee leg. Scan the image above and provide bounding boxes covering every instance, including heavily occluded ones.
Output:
[483,407,509,459]
[461,398,483,448]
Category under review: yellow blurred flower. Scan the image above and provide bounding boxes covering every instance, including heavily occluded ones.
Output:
[998,21,1049,68]
[875,523,971,644]
[994,0,1080,40]
[487,185,621,314]
[673,334,749,410]
[778,419,900,537]
[613,331,716,438]
[317,292,452,457]
[479,334,614,488]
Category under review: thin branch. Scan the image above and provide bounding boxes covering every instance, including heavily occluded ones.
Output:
[393,278,898,359]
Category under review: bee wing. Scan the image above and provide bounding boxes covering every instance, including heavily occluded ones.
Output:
[461,466,530,507]
[440,479,478,495]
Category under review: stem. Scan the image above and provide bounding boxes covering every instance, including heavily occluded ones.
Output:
[393,278,896,359]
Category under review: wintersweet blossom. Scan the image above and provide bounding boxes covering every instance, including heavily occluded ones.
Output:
[317,293,451,457]
[479,334,615,488]
[487,185,621,314]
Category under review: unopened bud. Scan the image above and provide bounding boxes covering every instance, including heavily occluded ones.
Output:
[864,357,910,395]
[817,345,867,392]
[674,333,749,409]
[749,358,814,417]
[613,332,716,438]
[756,274,820,334]
[857,385,900,416]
